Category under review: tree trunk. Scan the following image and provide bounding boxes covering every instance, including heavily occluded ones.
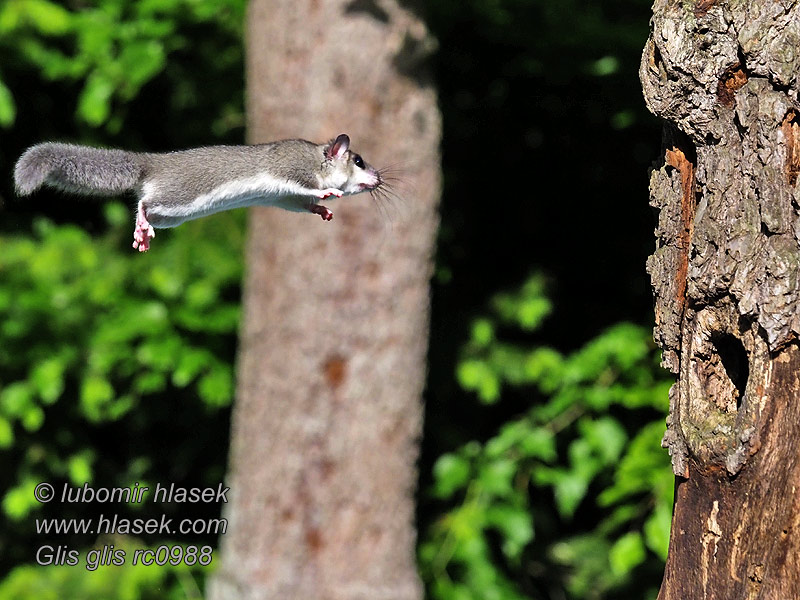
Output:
[641,1,800,597]
[207,1,440,599]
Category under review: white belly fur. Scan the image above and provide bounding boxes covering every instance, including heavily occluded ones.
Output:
[142,173,318,227]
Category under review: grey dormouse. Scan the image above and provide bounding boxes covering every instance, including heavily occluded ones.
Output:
[13,134,382,251]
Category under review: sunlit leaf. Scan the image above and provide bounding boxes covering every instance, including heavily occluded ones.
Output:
[477,458,516,497]
[609,531,646,577]
[433,453,471,498]
[198,365,233,406]
[486,504,534,559]
[67,452,94,485]
[471,318,494,347]
[0,417,14,448]
[1,382,34,417]
[0,77,16,127]
[77,71,114,126]
[30,358,66,404]
[456,359,500,403]
[2,479,38,521]
[20,0,72,35]
[644,501,672,560]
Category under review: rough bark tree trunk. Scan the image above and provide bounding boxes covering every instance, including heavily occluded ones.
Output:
[640,1,800,597]
[207,1,440,599]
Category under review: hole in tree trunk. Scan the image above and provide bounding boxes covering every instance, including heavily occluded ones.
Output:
[710,332,749,409]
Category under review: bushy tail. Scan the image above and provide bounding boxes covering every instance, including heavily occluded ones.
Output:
[14,143,144,197]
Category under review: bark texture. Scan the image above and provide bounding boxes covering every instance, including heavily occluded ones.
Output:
[207,1,440,599]
[641,0,800,597]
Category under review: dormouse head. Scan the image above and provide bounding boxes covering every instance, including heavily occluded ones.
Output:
[323,134,381,194]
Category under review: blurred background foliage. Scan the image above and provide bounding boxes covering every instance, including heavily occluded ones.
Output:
[0,0,670,598]
[0,537,211,599]
[421,278,672,600]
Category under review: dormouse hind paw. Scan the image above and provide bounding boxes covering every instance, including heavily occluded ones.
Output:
[133,205,155,252]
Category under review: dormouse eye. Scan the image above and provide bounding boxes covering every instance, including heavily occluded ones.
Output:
[353,154,365,169]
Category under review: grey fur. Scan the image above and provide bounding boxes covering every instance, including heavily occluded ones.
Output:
[14,143,144,196]
[141,140,326,210]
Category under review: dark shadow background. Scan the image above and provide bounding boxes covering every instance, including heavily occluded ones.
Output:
[422,0,658,475]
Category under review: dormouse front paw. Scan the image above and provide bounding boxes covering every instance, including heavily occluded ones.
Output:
[308,204,334,221]
[316,188,344,200]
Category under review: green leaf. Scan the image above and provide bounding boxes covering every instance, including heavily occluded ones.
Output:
[198,365,233,406]
[118,39,166,91]
[19,0,72,35]
[185,279,218,308]
[136,335,180,370]
[492,275,551,330]
[3,479,38,521]
[21,406,44,431]
[133,372,166,394]
[609,531,646,577]
[485,504,534,559]
[433,453,471,499]
[521,427,557,461]
[579,416,627,465]
[77,71,115,126]
[0,77,16,127]
[471,318,494,347]
[517,296,551,329]
[149,265,184,298]
[477,458,516,497]
[552,469,589,518]
[1,382,34,417]
[456,359,500,403]
[67,452,94,485]
[80,375,114,421]
[644,501,672,560]
[550,534,614,596]
[30,358,66,404]
[172,348,212,387]
[0,417,14,448]
[524,347,564,392]
[599,421,672,506]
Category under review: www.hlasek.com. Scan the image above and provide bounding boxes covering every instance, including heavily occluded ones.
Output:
[33,481,228,570]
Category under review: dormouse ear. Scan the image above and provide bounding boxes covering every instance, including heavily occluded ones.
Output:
[327,134,350,160]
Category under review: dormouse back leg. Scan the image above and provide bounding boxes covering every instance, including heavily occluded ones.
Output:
[133,203,156,252]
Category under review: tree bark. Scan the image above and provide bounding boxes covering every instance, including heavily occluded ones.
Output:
[207,1,440,599]
[641,1,800,597]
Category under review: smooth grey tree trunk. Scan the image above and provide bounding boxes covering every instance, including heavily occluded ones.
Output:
[207,1,441,599]
[641,1,800,597]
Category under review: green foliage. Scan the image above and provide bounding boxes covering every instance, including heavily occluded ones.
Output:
[0,538,208,599]
[0,207,243,523]
[421,276,673,600]
[0,0,245,130]
[0,0,247,591]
